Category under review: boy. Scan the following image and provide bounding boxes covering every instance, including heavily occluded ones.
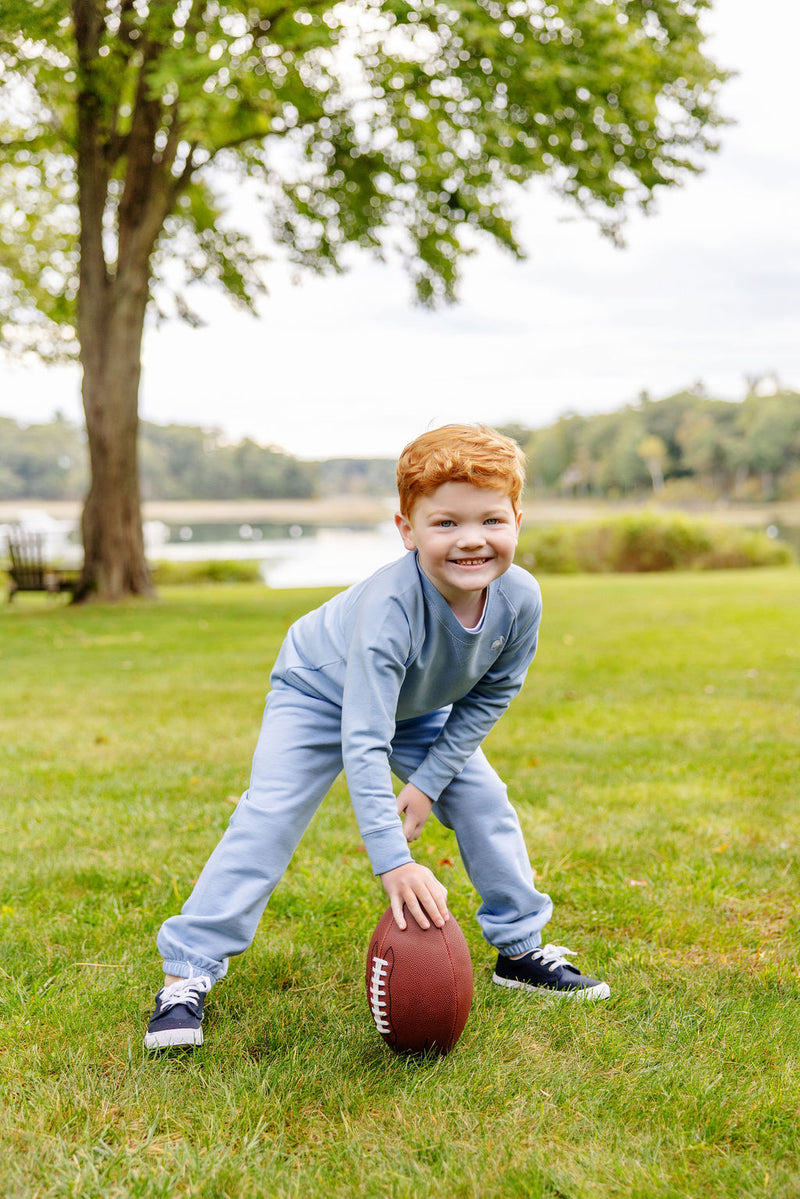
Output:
[146,424,609,1049]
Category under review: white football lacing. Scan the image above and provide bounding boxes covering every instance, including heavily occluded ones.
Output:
[529,944,576,973]
[368,956,391,1034]
[160,969,212,1012]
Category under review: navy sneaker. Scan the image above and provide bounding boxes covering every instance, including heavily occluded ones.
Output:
[493,944,610,1000]
[144,972,213,1049]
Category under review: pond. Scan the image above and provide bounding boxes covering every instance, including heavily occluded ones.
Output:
[144,519,404,588]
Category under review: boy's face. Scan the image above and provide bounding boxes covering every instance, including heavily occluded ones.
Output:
[395,481,522,608]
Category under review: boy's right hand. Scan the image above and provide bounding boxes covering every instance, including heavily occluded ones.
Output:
[379,862,449,931]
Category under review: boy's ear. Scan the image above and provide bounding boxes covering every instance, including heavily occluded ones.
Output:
[515,510,523,535]
[395,511,417,551]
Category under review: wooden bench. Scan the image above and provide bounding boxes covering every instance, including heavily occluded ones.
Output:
[5,527,81,601]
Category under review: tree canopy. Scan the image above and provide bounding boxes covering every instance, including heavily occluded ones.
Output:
[0,0,728,598]
[1,0,727,350]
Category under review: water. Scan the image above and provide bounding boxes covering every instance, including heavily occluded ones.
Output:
[140,519,404,588]
[152,521,402,587]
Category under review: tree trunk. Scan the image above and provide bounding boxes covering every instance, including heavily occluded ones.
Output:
[646,459,665,494]
[77,282,154,601]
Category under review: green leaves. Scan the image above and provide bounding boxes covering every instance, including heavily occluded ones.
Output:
[0,0,728,341]
[0,151,79,359]
[156,179,268,314]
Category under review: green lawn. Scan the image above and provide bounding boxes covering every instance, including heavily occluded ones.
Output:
[1,569,798,1198]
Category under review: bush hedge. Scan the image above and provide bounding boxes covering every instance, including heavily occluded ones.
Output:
[149,559,263,585]
[515,512,796,574]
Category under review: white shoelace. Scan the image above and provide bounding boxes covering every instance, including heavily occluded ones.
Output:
[160,971,212,1012]
[529,944,576,973]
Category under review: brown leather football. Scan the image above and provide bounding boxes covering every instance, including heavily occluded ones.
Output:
[365,905,474,1054]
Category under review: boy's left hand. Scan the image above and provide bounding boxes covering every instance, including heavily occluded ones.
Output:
[397,783,433,842]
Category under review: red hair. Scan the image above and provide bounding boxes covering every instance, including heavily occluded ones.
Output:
[397,424,526,517]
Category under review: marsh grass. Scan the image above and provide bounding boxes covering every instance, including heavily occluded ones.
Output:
[1,571,798,1197]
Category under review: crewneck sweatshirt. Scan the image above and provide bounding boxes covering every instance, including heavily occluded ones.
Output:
[271,550,542,874]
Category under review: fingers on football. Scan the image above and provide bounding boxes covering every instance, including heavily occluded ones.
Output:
[404,891,433,930]
[390,894,408,930]
[429,882,450,925]
[408,880,449,930]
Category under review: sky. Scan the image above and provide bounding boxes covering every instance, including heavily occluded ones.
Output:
[1,0,798,461]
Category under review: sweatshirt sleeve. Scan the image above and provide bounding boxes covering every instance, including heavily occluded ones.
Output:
[408,593,542,801]
[340,601,416,876]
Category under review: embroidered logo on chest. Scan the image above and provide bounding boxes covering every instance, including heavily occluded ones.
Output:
[491,637,505,652]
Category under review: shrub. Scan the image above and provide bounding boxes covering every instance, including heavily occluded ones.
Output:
[516,513,796,574]
[149,559,263,585]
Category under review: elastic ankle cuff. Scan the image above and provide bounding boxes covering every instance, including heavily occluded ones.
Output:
[496,936,541,958]
[161,959,220,984]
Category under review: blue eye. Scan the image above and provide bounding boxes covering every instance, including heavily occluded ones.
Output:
[439,520,454,528]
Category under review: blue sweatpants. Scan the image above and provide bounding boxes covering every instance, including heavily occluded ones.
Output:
[157,682,553,982]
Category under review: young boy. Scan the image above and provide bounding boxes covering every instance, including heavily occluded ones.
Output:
[145,424,609,1049]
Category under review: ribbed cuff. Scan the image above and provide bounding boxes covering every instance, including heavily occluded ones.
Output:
[408,751,452,802]
[493,935,542,958]
[362,826,414,876]
[160,958,224,984]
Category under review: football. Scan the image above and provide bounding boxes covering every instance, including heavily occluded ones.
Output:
[365,905,473,1055]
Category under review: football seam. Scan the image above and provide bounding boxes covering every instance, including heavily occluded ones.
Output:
[373,931,397,1043]
[441,935,460,1049]
[368,953,392,1035]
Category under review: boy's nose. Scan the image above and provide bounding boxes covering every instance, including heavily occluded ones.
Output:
[457,525,486,548]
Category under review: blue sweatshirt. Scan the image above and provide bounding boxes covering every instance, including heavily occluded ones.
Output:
[271,550,542,874]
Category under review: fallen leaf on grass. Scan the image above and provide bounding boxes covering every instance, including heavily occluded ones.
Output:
[628,879,649,887]
[712,843,730,853]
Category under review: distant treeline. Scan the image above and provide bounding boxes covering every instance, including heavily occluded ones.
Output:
[1,385,799,502]
[0,415,396,502]
[501,385,800,502]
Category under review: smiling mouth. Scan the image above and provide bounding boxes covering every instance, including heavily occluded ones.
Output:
[450,557,490,566]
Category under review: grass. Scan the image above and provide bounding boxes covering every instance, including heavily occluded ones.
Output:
[1,569,798,1198]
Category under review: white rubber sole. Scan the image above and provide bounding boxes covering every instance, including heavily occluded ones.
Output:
[144,1026,204,1050]
[492,973,611,1000]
